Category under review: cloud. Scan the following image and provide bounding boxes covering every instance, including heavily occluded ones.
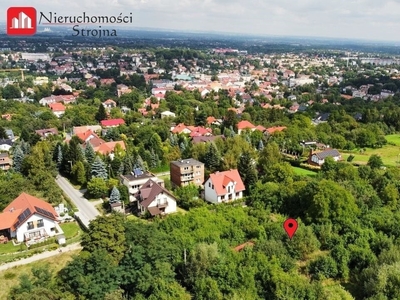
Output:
[2,0,400,41]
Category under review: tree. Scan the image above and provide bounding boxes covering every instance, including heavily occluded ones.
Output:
[109,186,121,203]
[71,161,86,185]
[238,151,258,191]
[258,139,264,151]
[0,126,7,139]
[367,154,383,169]
[87,177,108,198]
[56,144,63,171]
[95,103,107,122]
[204,142,220,171]
[91,156,108,180]
[12,145,24,173]
[85,143,96,165]
[81,214,127,262]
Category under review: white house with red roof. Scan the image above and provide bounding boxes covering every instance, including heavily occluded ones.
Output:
[48,103,66,118]
[204,169,245,204]
[237,120,256,134]
[0,193,62,243]
[171,123,213,137]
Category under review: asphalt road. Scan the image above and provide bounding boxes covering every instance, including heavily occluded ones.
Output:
[56,175,100,228]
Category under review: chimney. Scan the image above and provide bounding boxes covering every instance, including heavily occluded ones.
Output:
[9,207,14,212]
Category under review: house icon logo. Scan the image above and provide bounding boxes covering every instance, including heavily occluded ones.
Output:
[7,7,37,36]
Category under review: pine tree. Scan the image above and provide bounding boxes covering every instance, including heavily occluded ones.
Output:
[95,103,107,122]
[12,145,24,173]
[135,154,145,171]
[229,125,236,137]
[20,140,30,155]
[258,140,264,151]
[85,143,96,165]
[68,136,84,163]
[179,141,186,153]
[72,161,86,185]
[170,133,178,147]
[91,156,108,180]
[56,144,63,170]
[109,186,121,203]
[204,142,220,171]
[238,151,258,191]
[150,149,159,168]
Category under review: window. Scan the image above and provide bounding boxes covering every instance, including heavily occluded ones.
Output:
[27,221,34,230]
[37,219,44,228]
[209,182,211,187]
[184,167,189,170]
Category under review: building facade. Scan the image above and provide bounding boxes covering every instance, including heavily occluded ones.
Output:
[170,158,204,187]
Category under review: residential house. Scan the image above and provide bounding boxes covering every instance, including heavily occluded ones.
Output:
[100,119,125,128]
[102,99,117,110]
[170,158,205,188]
[204,169,245,204]
[73,125,102,135]
[0,193,63,243]
[135,179,177,216]
[35,128,59,139]
[160,111,176,119]
[237,120,256,134]
[191,135,225,145]
[171,123,213,137]
[0,139,13,152]
[265,126,287,136]
[0,153,12,170]
[120,169,164,202]
[49,103,66,118]
[308,149,342,166]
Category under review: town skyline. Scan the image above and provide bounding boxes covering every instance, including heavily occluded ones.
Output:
[2,0,400,42]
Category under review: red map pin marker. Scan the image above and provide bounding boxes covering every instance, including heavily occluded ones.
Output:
[283,218,298,240]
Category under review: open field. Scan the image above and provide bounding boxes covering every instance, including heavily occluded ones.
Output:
[0,250,79,299]
[342,144,400,166]
[385,134,400,146]
[292,166,317,176]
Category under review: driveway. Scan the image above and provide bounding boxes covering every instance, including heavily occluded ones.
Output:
[56,175,100,228]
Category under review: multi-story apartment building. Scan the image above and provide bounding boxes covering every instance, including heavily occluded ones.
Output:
[170,158,204,187]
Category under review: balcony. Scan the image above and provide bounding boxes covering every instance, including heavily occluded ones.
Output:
[157,202,168,209]
[180,169,193,174]
[181,176,194,181]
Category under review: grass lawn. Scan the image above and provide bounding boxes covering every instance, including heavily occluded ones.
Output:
[0,242,27,255]
[342,143,400,166]
[292,166,317,177]
[59,222,81,239]
[0,249,79,300]
[385,134,400,146]
[177,207,188,214]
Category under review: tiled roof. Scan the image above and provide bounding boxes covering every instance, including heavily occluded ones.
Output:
[208,169,245,196]
[137,179,176,211]
[0,193,57,230]
[265,126,287,134]
[100,118,125,127]
[49,103,65,111]
[237,120,255,130]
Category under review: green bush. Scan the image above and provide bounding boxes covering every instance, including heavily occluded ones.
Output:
[3,272,16,280]
[308,255,338,280]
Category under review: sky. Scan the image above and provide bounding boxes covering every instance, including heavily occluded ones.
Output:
[2,0,400,42]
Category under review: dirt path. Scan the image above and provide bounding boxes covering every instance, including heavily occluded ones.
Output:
[0,243,82,271]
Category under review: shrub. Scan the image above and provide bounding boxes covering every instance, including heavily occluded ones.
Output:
[308,255,338,280]
[3,272,16,280]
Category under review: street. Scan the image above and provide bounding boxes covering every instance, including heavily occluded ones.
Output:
[55,175,100,228]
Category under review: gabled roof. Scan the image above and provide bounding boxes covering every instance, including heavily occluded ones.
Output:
[76,129,98,142]
[265,126,287,134]
[312,149,341,160]
[137,179,176,211]
[0,193,58,231]
[49,102,66,111]
[208,169,245,196]
[237,120,255,130]
[100,118,125,127]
